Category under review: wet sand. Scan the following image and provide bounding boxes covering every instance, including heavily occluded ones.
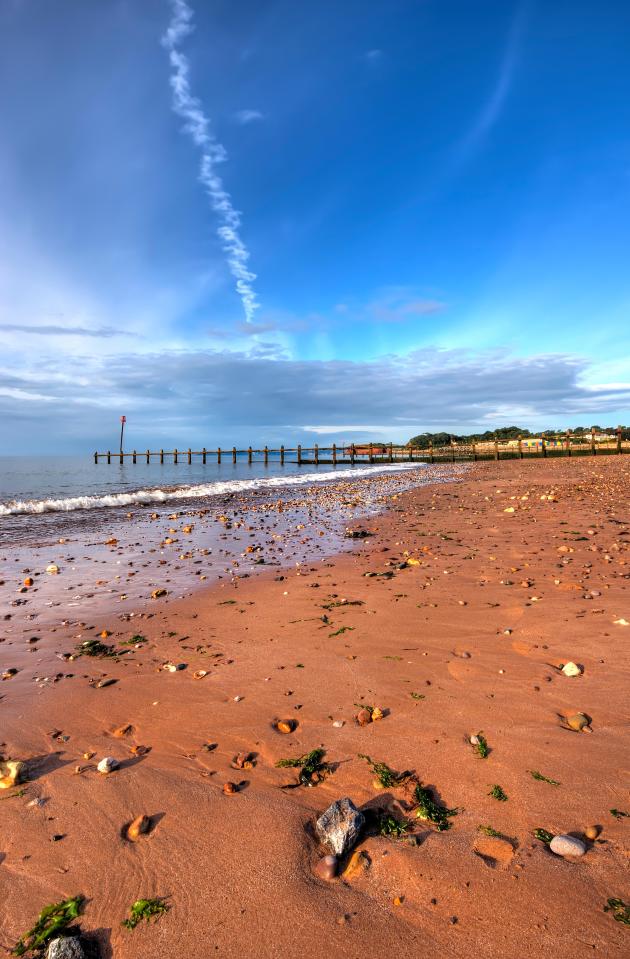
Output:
[1,456,629,958]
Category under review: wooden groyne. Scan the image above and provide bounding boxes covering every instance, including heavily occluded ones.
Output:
[93,433,629,465]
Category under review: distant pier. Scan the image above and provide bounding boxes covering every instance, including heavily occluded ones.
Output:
[93,432,628,465]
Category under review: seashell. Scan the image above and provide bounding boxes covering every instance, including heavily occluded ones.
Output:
[113,724,134,738]
[223,781,239,795]
[0,759,27,790]
[342,849,369,879]
[126,814,150,841]
[151,588,167,599]
[97,756,119,775]
[193,670,208,680]
[371,707,384,722]
[46,564,60,575]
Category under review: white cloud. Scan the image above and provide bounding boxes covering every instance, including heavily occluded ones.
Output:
[234,109,264,125]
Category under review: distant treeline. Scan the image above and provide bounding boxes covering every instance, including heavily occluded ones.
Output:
[407,425,630,447]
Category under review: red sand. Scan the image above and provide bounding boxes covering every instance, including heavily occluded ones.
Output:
[1,456,629,958]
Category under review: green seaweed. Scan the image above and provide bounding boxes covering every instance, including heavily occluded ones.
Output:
[472,733,489,758]
[414,783,458,831]
[11,895,84,956]
[488,784,508,802]
[276,749,329,786]
[76,639,115,658]
[378,813,411,838]
[533,828,554,844]
[358,754,412,789]
[529,770,560,786]
[410,692,426,700]
[329,626,355,637]
[477,825,501,838]
[120,634,147,646]
[610,808,630,820]
[122,898,169,930]
[604,898,630,926]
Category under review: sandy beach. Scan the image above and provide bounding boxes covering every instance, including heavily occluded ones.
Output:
[1,456,629,958]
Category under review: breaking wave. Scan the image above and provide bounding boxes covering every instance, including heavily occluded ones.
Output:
[0,463,424,517]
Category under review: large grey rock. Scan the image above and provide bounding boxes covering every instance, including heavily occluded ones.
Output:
[549,834,586,857]
[46,938,86,959]
[316,797,364,855]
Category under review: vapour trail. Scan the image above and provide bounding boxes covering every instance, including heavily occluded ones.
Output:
[162,0,259,323]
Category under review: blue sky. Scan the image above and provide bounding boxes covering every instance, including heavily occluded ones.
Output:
[0,0,629,452]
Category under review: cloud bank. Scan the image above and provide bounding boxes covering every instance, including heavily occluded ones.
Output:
[2,346,628,451]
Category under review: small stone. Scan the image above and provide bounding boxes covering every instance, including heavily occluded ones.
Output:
[584,825,599,840]
[561,662,582,677]
[223,781,239,795]
[371,707,384,721]
[356,709,372,727]
[46,938,86,959]
[126,814,150,841]
[97,756,119,775]
[46,564,60,575]
[276,719,295,734]
[313,854,338,881]
[332,720,344,728]
[316,797,365,856]
[566,712,590,731]
[549,834,586,857]
[151,588,167,599]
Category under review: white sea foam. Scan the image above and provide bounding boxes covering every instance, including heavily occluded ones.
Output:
[0,463,424,517]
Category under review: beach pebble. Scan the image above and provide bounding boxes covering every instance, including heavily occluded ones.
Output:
[275,719,295,734]
[561,661,582,677]
[566,712,590,731]
[584,825,599,840]
[332,720,344,728]
[46,938,85,959]
[223,781,239,795]
[46,564,60,575]
[356,708,372,727]
[316,797,365,856]
[549,834,586,857]
[97,756,119,775]
[314,854,338,881]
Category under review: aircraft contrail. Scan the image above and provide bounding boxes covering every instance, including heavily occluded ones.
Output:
[162,0,259,323]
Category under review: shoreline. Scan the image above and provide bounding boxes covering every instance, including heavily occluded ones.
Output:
[1,456,629,958]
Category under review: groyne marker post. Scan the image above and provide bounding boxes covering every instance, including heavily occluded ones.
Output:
[332,443,337,465]
[216,447,221,464]
[232,447,237,464]
[248,446,253,465]
[297,445,302,465]
[174,448,178,464]
[314,444,319,465]
[264,446,269,466]
[280,445,285,465]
